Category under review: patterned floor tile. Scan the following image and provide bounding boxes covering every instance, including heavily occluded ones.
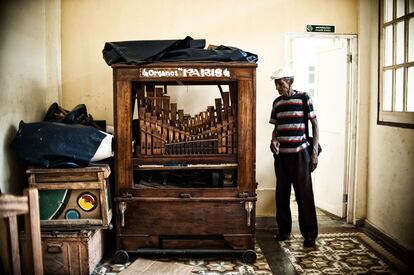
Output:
[280,232,402,274]
[93,244,273,275]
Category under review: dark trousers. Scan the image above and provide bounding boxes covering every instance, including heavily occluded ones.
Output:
[274,150,318,240]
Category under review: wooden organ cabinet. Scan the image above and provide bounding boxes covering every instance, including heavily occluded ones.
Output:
[111,62,257,263]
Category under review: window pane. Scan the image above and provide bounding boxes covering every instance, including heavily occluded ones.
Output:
[309,89,314,97]
[410,0,414,13]
[409,18,414,62]
[397,0,405,18]
[395,68,404,111]
[384,0,393,22]
[383,70,393,111]
[309,73,314,84]
[408,67,414,111]
[384,26,393,66]
[396,22,405,64]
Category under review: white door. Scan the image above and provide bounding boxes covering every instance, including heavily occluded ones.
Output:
[312,39,349,218]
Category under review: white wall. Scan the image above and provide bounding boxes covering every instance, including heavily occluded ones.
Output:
[359,0,414,251]
[61,0,357,216]
[0,0,61,194]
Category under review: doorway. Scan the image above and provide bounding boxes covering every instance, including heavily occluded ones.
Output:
[286,34,358,222]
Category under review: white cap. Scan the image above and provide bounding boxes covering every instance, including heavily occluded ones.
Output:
[270,67,294,80]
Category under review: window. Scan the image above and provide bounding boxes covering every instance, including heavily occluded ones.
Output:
[308,66,315,97]
[379,0,414,127]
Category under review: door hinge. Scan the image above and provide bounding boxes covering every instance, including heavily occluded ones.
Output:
[119,202,127,227]
[347,54,353,63]
[244,201,254,227]
[343,194,348,203]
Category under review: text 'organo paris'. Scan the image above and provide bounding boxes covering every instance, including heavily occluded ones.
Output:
[139,68,231,78]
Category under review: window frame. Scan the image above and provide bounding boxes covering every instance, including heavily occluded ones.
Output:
[378,0,414,128]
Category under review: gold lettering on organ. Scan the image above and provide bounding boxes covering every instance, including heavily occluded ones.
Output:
[139,68,231,78]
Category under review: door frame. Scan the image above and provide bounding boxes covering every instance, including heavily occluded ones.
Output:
[285,33,358,223]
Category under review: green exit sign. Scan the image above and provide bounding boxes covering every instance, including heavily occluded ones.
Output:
[306,25,335,33]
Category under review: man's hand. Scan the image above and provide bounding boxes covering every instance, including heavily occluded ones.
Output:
[270,139,280,155]
[310,117,319,172]
[310,153,318,172]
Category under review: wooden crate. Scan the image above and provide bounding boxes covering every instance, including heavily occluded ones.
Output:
[21,229,105,275]
[27,164,112,229]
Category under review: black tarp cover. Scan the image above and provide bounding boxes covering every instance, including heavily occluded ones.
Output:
[10,121,106,168]
[102,36,258,65]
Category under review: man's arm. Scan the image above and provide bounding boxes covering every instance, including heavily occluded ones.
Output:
[310,117,319,171]
[270,126,279,155]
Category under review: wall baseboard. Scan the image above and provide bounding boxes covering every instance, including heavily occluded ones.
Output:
[354,218,364,227]
[361,219,413,269]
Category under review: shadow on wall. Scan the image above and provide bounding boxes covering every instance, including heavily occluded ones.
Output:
[2,124,26,195]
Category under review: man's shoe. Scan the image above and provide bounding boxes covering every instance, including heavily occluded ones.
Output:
[303,239,316,247]
[275,234,290,241]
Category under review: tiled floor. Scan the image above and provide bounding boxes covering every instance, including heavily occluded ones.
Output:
[256,230,298,275]
[257,199,357,274]
[93,244,273,274]
[97,199,360,274]
[279,232,400,274]
[96,205,397,275]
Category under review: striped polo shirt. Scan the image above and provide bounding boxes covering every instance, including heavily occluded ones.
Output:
[269,91,316,153]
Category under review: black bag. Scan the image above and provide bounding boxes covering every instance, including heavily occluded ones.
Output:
[44,102,105,131]
[302,96,322,156]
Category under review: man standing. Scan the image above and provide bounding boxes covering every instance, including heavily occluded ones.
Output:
[269,67,319,247]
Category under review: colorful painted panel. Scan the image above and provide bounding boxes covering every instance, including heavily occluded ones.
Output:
[78,193,97,211]
[39,189,103,220]
[38,190,70,220]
